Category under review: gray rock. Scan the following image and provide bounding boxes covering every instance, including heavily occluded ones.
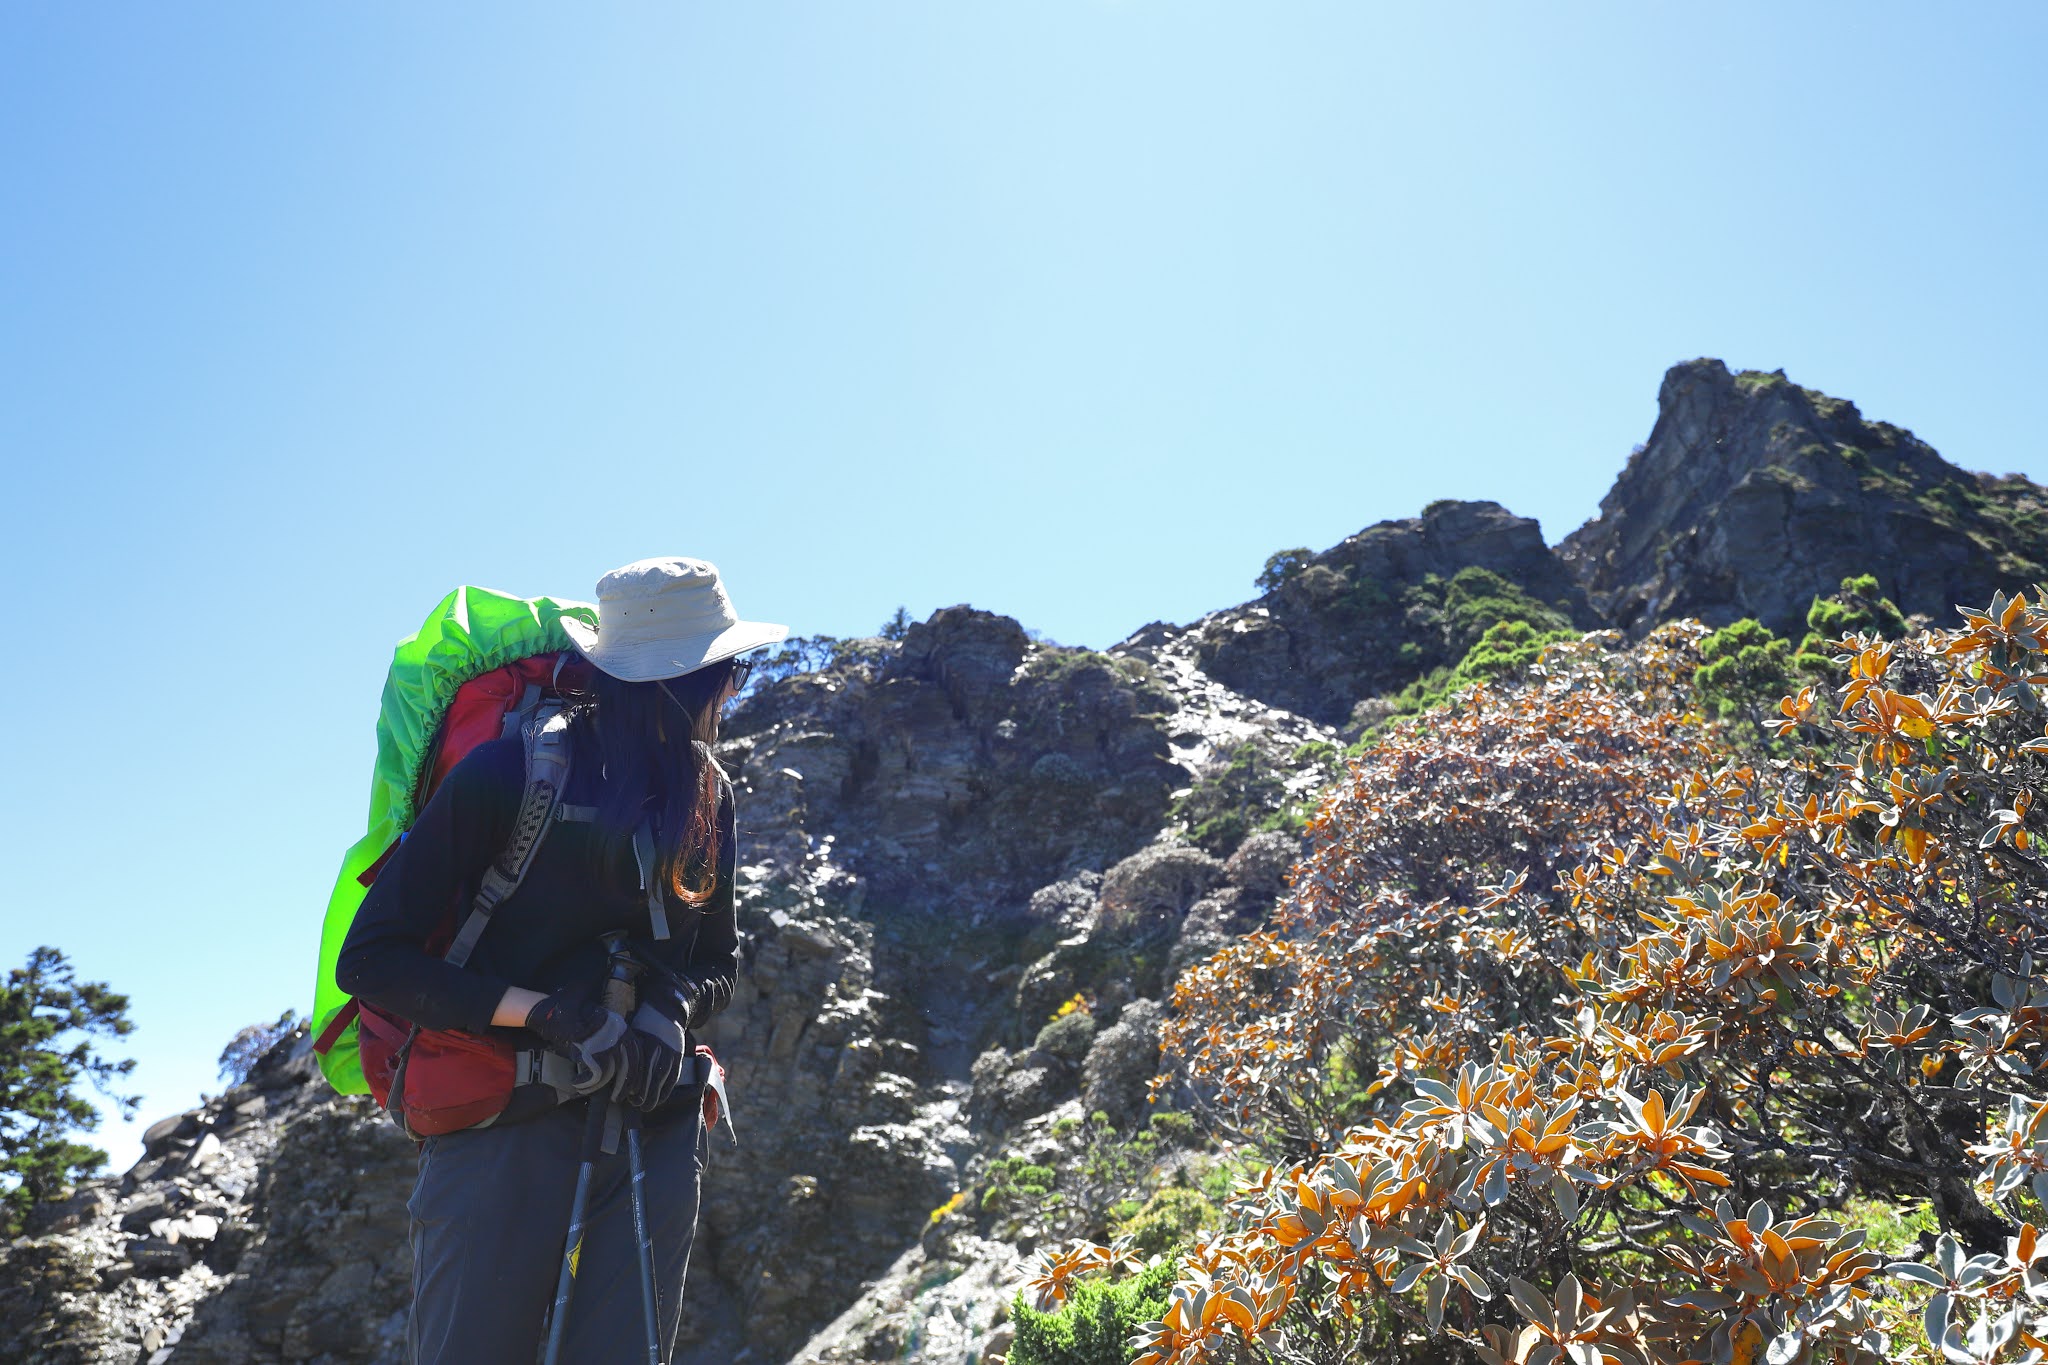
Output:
[1024,873,1100,934]
[1081,999,1166,1127]
[180,1131,224,1174]
[24,1185,111,1236]
[992,1066,1060,1124]
[970,1047,1012,1102]
[141,1112,201,1159]
[170,1214,221,1244]
[125,1237,192,1277]
[119,1190,179,1233]
[1225,830,1300,904]
[1032,1010,1096,1064]
[1170,887,1248,976]
[1100,842,1225,928]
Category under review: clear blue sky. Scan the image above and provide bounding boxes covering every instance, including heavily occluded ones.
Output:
[3,3,2042,1168]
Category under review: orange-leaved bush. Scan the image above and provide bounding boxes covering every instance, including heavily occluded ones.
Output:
[1027,592,2048,1364]
[1160,624,1720,1156]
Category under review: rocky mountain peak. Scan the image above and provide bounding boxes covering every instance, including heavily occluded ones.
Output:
[1561,358,2048,636]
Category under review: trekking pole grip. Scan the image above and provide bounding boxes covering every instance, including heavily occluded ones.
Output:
[601,930,641,1014]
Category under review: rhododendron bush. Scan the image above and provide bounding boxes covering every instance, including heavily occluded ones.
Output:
[1026,592,2048,1364]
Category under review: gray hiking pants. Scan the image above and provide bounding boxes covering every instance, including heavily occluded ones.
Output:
[406,1101,705,1364]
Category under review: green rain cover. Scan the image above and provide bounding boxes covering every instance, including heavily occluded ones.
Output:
[312,586,595,1094]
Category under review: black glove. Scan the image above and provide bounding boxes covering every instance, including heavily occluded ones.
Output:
[611,1029,685,1111]
[636,960,704,1032]
[672,978,704,1031]
[524,990,629,1092]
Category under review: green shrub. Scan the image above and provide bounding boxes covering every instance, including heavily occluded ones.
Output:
[1696,617,1795,722]
[1453,617,1574,682]
[1352,616,1576,751]
[1288,739,1338,769]
[1254,801,1310,839]
[1034,1009,1097,1063]
[1438,565,1572,656]
[1008,1256,1179,1365]
[1113,1185,1217,1257]
[1795,573,1908,673]
[982,1156,1062,1215]
[1363,566,1575,704]
[1255,547,1313,595]
[1172,742,1289,853]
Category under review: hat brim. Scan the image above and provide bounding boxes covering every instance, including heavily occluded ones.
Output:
[561,615,789,683]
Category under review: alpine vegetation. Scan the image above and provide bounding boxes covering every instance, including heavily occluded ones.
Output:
[1032,603,2048,1364]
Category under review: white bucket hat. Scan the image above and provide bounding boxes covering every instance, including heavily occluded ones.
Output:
[561,556,788,683]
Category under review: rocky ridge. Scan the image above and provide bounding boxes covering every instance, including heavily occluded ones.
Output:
[1562,358,2048,637]
[6,360,2044,1364]
[1184,498,1593,726]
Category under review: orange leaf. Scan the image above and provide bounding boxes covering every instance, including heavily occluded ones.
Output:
[1672,1161,1733,1187]
[1213,1295,1256,1334]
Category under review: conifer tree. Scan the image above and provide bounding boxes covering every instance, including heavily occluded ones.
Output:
[0,947,136,1232]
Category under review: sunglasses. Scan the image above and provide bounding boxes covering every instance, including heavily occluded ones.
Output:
[659,654,757,713]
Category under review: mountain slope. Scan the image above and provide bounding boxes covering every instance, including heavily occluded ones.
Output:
[6,360,2046,1365]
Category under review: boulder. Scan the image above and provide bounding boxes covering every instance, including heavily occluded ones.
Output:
[1081,999,1166,1127]
[1225,830,1300,904]
[1099,842,1225,928]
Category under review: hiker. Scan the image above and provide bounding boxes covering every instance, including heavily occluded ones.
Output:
[335,556,784,1364]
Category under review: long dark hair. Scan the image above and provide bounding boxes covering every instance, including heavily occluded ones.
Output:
[580,658,735,909]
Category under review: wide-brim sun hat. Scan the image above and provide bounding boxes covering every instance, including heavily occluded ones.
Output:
[561,556,788,683]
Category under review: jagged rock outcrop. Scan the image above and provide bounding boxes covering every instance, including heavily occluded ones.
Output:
[1562,358,2048,637]
[1182,498,1593,725]
[726,606,1185,902]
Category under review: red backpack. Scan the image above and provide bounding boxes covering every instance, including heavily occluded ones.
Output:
[315,653,588,1136]
[313,648,738,1142]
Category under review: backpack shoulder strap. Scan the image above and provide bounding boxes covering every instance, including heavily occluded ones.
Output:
[442,703,573,970]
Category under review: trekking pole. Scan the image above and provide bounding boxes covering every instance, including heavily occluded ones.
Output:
[542,935,656,1365]
[599,932,665,1365]
[624,1106,661,1364]
[542,1086,608,1365]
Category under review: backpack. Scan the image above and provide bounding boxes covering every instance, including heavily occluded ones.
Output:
[312,585,738,1141]
[310,588,596,1124]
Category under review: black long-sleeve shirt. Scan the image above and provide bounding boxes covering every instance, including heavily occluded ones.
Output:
[335,728,739,1046]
